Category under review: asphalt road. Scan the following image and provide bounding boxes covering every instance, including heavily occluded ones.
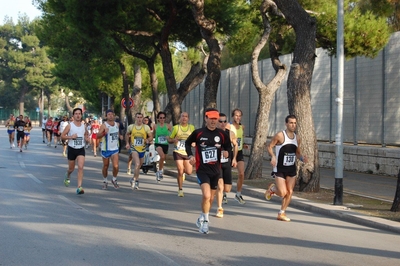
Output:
[1,128,400,265]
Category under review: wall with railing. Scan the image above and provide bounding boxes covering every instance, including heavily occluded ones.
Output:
[161,31,400,146]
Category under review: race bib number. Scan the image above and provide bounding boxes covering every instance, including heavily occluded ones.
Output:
[93,128,99,134]
[221,153,229,163]
[177,140,186,150]
[134,137,144,147]
[237,138,242,147]
[283,153,296,166]
[18,126,24,132]
[74,137,83,146]
[158,136,167,144]
[201,147,218,164]
[110,132,118,141]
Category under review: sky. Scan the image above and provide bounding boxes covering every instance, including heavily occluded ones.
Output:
[0,0,42,24]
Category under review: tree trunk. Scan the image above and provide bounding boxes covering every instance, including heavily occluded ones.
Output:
[64,94,73,116]
[274,0,320,192]
[390,168,400,212]
[146,59,160,117]
[245,0,287,179]
[162,61,206,125]
[18,86,28,116]
[131,64,142,120]
[189,0,220,116]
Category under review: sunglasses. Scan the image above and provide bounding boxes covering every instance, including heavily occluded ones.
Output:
[219,120,227,123]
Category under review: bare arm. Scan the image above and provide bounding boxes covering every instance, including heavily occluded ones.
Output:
[61,124,71,140]
[268,132,283,167]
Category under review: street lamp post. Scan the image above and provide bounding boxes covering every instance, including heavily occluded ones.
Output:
[334,0,344,205]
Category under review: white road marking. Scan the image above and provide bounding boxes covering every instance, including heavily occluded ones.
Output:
[58,195,94,215]
[27,173,43,184]
[19,162,25,168]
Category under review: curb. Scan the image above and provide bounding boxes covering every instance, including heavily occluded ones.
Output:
[118,153,400,234]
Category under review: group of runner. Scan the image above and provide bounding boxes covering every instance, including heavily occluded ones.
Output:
[6,107,306,234]
[5,114,32,152]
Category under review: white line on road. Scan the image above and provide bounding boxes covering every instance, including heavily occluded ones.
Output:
[19,161,25,168]
[58,195,94,215]
[27,173,43,184]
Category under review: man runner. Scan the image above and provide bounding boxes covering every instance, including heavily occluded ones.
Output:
[265,114,308,221]
[97,109,120,190]
[125,113,153,190]
[186,108,231,234]
[61,108,89,195]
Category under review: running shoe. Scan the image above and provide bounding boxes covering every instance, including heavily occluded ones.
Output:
[25,144,27,150]
[43,140,45,143]
[199,220,209,234]
[156,172,161,182]
[265,183,275,201]
[102,182,108,190]
[222,194,228,204]
[159,171,163,180]
[55,145,57,148]
[12,143,15,148]
[127,168,131,175]
[64,173,70,187]
[20,149,22,152]
[178,189,184,197]
[216,208,224,218]
[134,180,139,190]
[111,179,119,189]
[234,194,245,204]
[196,217,203,228]
[76,186,85,195]
[129,178,134,188]
[277,212,291,222]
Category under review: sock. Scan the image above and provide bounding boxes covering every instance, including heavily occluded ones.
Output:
[112,176,117,181]
[103,177,108,183]
[279,210,285,214]
[236,192,241,196]
[203,213,209,221]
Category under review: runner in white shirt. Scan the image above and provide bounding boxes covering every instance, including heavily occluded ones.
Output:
[61,108,89,195]
[97,109,120,190]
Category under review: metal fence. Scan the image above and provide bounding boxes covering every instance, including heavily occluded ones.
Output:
[161,31,400,146]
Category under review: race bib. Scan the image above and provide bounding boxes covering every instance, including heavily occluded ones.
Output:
[158,136,167,144]
[201,147,218,164]
[110,132,118,141]
[18,126,24,132]
[221,152,229,163]
[74,137,83,146]
[283,153,296,166]
[177,140,186,150]
[93,128,99,134]
[134,137,144,147]
[237,138,242,147]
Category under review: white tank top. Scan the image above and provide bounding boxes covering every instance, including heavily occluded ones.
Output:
[101,122,119,151]
[68,122,86,149]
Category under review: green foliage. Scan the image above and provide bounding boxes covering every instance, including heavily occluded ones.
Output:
[0,16,55,110]
[314,0,391,58]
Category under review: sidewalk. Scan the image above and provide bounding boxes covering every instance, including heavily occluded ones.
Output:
[119,153,400,234]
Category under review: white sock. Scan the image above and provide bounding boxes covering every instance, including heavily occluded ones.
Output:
[203,213,209,221]
[103,177,108,183]
[236,192,241,196]
[112,176,117,181]
[279,210,285,214]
